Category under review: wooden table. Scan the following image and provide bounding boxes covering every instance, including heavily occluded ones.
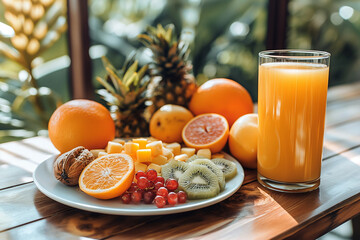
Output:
[1,82,360,240]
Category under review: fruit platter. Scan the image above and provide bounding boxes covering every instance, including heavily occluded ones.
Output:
[33,150,244,216]
[34,24,257,215]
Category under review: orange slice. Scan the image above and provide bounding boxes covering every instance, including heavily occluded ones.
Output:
[79,154,134,199]
[182,113,229,153]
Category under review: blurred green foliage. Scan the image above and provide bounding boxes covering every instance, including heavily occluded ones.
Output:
[288,0,360,86]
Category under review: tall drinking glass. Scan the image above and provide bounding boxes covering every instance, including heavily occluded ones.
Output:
[257,50,330,193]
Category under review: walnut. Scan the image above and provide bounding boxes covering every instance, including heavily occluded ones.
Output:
[53,146,94,186]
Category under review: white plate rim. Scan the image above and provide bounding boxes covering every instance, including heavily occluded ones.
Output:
[33,152,245,216]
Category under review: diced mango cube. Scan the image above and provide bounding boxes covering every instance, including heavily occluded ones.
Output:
[166,142,181,156]
[146,141,163,157]
[125,142,139,156]
[181,147,196,157]
[90,149,105,158]
[212,153,225,159]
[135,162,147,173]
[152,155,169,165]
[107,141,124,153]
[98,151,108,158]
[133,138,148,149]
[162,147,174,160]
[174,154,188,162]
[147,163,162,174]
[147,137,159,143]
[197,149,211,159]
[112,138,125,145]
[137,149,152,163]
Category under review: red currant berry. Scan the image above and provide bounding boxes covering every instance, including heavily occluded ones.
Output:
[127,182,138,193]
[177,191,187,203]
[155,176,165,184]
[167,192,178,205]
[154,182,164,190]
[147,180,155,189]
[154,195,166,208]
[156,187,169,198]
[143,191,156,204]
[165,178,178,191]
[146,169,157,181]
[137,177,148,190]
[131,190,143,203]
[121,193,131,204]
[135,171,146,181]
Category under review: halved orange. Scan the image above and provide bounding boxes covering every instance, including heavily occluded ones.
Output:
[182,113,229,153]
[79,154,134,199]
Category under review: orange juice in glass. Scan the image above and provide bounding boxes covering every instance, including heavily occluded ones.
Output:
[257,50,330,193]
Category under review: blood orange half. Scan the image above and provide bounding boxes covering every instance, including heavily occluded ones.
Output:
[182,113,229,153]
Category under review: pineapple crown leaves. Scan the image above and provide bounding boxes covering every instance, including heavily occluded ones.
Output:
[138,24,193,80]
[96,55,150,109]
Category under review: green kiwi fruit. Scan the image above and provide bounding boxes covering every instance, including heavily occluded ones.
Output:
[186,155,200,163]
[190,158,226,191]
[161,159,189,181]
[178,164,220,199]
[211,158,237,180]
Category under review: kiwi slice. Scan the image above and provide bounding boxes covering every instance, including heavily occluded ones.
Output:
[190,158,226,191]
[161,159,189,181]
[211,158,237,180]
[186,155,200,163]
[178,165,220,199]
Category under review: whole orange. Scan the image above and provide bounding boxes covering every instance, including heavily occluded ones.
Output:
[229,113,258,169]
[188,78,253,126]
[48,99,115,153]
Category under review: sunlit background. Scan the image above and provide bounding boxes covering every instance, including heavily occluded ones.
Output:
[0,0,360,144]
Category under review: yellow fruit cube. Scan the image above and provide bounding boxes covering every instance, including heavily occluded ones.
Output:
[112,138,125,145]
[162,147,174,160]
[107,141,124,154]
[98,151,108,158]
[181,147,196,157]
[90,149,105,158]
[174,154,188,162]
[125,142,139,156]
[212,153,225,159]
[147,163,162,174]
[152,155,169,165]
[146,141,163,157]
[166,142,181,156]
[137,149,152,163]
[147,137,159,143]
[197,149,211,159]
[135,162,148,173]
[133,138,148,149]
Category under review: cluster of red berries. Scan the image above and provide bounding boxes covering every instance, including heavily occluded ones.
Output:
[121,169,187,208]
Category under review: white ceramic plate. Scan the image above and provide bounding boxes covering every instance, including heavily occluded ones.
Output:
[33,152,244,216]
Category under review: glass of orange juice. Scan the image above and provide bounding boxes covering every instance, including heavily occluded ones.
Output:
[257,50,330,193]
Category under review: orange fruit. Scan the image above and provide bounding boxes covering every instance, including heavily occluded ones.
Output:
[189,78,253,126]
[149,104,194,143]
[229,113,258,169]
[182,113,229,153]
[79,154,134,199]
[48,99,115,153]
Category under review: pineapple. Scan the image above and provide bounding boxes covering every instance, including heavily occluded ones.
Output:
[97,56,150,137]
[138,24,197,114]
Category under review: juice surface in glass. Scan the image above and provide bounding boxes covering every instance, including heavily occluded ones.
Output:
[258,62,329,183]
